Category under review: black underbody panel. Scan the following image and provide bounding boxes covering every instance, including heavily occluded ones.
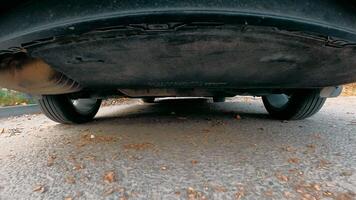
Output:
[0,1,356,92]
[29,23,356,89]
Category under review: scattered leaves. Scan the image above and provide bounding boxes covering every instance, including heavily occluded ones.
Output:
[103,171,116,183]
[77,132,116,148]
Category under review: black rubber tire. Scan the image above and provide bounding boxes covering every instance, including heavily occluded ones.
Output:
[38,95,102,124]
[213,97,226,102]
[262,90,326,120]
[142,97,155,103]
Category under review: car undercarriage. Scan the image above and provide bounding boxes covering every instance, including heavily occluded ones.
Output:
[0,0,355,123]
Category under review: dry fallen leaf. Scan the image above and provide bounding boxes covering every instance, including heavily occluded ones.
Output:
[123,143,154,151]
[275,173,289,182]
[318,159,331,169]
[160,166,168,170]
[283,191,293,198]
[235,191,245,200]
[65,176,76,184]
[103,188,115,196]
[73,163,85,170]
[213,185,227,193]
[306,144,316,149]
[288,157,300,164]
[323,191,334,197]
[264,189,273,197]
[335,192,355,200]
[0,128,5,134]
[191,160,198,165]
[282,145,296,152]
[47,155,56,167]
[33,185,46,193]
[301,193,317,200]
[311,183,321,191]
[103,171,116,183]
[64,197,73,200]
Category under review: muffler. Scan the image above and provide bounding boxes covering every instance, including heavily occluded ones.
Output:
[0,53,81,95]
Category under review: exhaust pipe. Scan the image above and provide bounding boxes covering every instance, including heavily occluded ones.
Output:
[0,53,81,95]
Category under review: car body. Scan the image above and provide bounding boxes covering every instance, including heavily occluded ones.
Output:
[0,1,355,123]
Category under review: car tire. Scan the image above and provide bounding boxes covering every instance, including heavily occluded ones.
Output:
[38,95,102,124]
[262,90,326,120]
[142,97,155,103]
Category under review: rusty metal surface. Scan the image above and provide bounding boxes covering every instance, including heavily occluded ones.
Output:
[0,53,81,95]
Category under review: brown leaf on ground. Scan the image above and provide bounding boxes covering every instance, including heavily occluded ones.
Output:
[103,171,116,183]
[264,189,273,197]
[65,176,76,184]
[283,191,294,198]
[191,160,198,165]
[33,185,46,193]
[64,197,73,200]
[213,185,227,193]
[306,144,316,149]
[235,187,245,200]
[281,145,296,152]
[301,193,317,200]
[103,188,115,196]
[323,191,334,197]
[123,143,154,151]
[336,192,354,200]
[318,159,331,169]
[187,187,205,200]
[73,163,85,170]
[275,172,289,182]
[0,128,5,134]
[160,166,168,171]
[288,157,300,164]
[47,155,56,167]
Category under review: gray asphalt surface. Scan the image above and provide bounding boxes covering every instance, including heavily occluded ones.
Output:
[0,97,355,200]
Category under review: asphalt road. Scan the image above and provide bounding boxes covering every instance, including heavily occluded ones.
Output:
[0,97,355,200]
